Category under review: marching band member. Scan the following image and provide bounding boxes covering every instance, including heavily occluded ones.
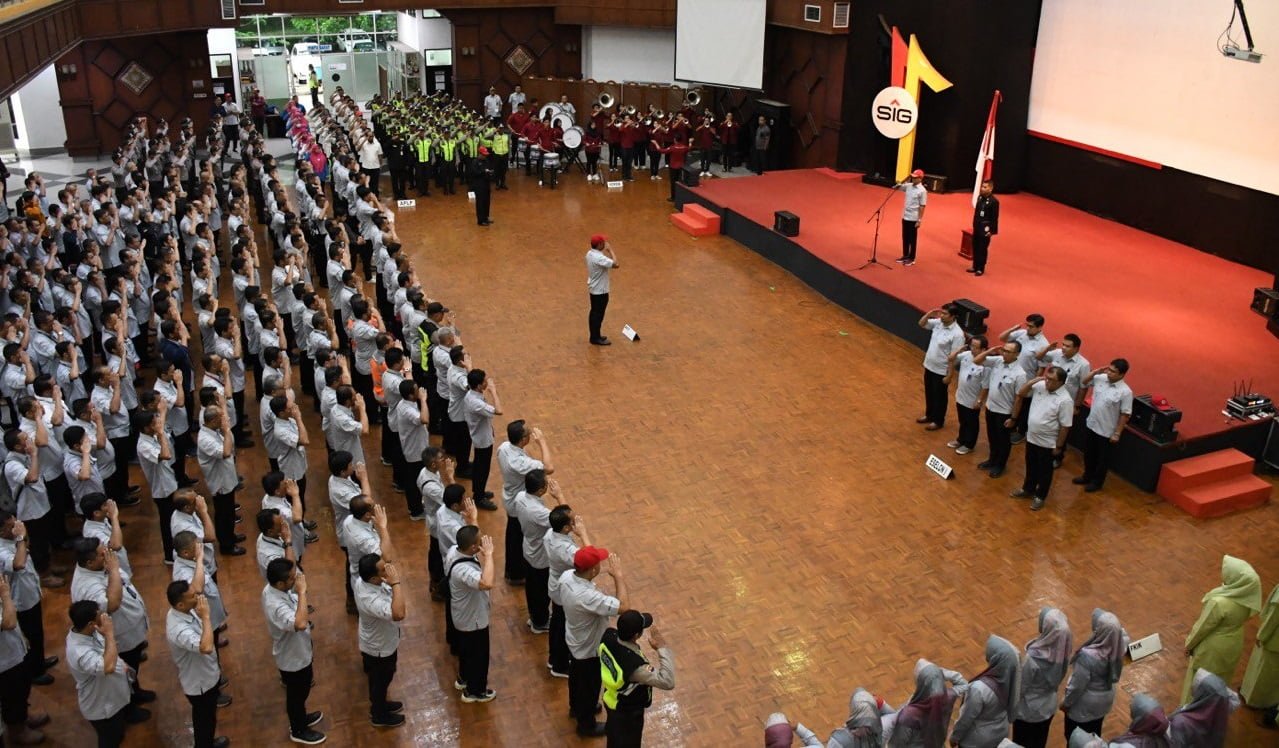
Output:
[583,126,603,183]
[694,116,716,179]
[606,114,623,171]
[718,113,740,172]
[651,135,691,203]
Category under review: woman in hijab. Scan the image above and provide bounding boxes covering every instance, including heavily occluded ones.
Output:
[1013,608,1073,748]
[1061,609,1128,740]
[889,659,969,748]
[951,636,1020,748]
[826,688,887,748]
[1182,555,1262,702]
[1241,581,1279,719]
[1168,668,1239,748]
[765,712,822,747]
[1066,728,1106,748]
[1107,693,1170,748]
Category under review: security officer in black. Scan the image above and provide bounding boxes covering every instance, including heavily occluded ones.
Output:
[467,148,495,227]
[387,131,414,201]
[969,178,1000,276]
[599,611,675,748]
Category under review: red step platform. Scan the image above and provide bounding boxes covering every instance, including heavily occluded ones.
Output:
[671,203,721,237]
[1155,449,1272,518]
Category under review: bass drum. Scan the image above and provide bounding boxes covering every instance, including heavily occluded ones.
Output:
[552,112,575,132]
[538,103,564,123]
[561,126,584,150]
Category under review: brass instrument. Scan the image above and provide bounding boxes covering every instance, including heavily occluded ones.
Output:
[623,105,637,117]
[685,90,702,108]
[597,92,616,109]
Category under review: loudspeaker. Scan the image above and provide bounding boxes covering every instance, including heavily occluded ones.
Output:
[922,173,948,193]
[951,298,989,335]
[774,210,799,237]
[1252,287,1279,319]
[682,166,700,188]
[1130,395,1182,444]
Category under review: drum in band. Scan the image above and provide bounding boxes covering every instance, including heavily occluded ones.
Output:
[561,126,584,150]
[538,103,564,122]
[542,152,561,167]
[552,112,575,132]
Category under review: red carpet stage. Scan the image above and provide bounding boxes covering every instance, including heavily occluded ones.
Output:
[678,169,1279,489]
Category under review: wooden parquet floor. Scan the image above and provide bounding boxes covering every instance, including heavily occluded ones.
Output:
[28,166,1279,747]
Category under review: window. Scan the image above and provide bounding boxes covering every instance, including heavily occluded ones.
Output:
[234,12,402,53]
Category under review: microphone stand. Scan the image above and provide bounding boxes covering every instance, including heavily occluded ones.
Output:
[857,181,900,271]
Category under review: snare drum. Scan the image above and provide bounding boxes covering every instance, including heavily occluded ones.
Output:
[541,152,560,168]
[561,126,584,150]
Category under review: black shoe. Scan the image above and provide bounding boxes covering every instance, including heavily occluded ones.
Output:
[213,737,231,748]
[965,268,977,273]
[127,485,142,495]
[41,656,58,670]
[590,337,612,346]
[977,461,993,469]
[218,676,230,688]
[220,546,246,556]
[32,672,54,686]
[576,723,607,737]
[290,729,326,745]
[988,468,1004,478]
[1084,484,1103,493]
[233,533,246,543]
[133,688,157,703]
[371,712,406,727]
[1071,476,1089,485]
[974,271,984,276]
[482,491,494,500]
[125,706,152,724]
[474,497,499,512]
[305,711,324,728]
[302,520,318,531]
[235,440,255,448]
[217,693,233,708]
[386,701,404,714]
[117,495,142,507]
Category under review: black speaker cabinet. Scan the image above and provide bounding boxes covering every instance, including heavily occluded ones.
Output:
[1130,394,1183,444]
[682,165,700,188]
[1252,287,1279,319]
[774,210,799,237]
[923,173,948,193]
[951,298,989,335]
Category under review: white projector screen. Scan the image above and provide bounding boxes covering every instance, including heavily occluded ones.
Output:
[675,0,767,90]
[1029,0,1279,195]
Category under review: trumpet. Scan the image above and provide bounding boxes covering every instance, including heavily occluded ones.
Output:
[623,105,637,117]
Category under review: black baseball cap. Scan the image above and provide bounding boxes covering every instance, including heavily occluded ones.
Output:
[617,610,653,640]
[427,302,449,315]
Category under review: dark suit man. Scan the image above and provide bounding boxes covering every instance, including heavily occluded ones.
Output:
[467,149,495,227]
[969,179,1000,276]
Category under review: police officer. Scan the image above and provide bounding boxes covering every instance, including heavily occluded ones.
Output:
[467,148,495,227]
[413,129,433,197]
[969,179,1000,276]
[490,127,510,190]
[600,611,676,747]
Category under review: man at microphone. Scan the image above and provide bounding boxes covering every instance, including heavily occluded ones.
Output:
[896,169,927,266]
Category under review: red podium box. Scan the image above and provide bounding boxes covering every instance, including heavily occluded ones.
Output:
[959,229,973,260]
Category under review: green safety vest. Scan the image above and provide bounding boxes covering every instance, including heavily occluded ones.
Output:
[440,141,457,161]
[415,138,433,162]
[491,136,509,156]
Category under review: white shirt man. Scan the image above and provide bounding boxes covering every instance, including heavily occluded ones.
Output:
[483,89,502,119]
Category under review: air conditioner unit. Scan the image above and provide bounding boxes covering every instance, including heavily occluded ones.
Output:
[803,4,821,23]
[833,2,850,29]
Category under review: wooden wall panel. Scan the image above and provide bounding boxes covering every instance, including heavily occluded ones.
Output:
[0,0,79,100]
[768,0,850,34]
[443,7,582,112]
[755,25,846,168]
[56,30,212,156]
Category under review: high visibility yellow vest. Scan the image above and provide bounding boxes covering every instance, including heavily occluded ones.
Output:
[491,136,509,156]
[415,138,433,162]
[441,141,457,161]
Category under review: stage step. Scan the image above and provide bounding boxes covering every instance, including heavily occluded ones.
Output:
[683,203,721,233]
[1156,449,1271,519]
[1167,474,1272,519]
[816,167,859,181]
[1156,449,1256,497]
[670,212,716,237]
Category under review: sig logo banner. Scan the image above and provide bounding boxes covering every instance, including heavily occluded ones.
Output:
[871,86,918,139]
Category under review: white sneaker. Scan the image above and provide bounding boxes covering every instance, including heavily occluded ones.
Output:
[655,175,663,180]
[946,440,961,449]
[955,446,972,455]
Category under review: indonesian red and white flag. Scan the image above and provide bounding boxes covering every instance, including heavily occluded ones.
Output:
[973,90,1002,207]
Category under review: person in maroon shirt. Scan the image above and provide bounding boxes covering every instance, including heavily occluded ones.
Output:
[605,115,622,170]
[538,118,563,188]
[521,117,544,176]
[693,116,716,177]
[717,113,740,172]
[647,118,669,180]
[589,104,609,135]
[250,88,268,134]
[652,134,691,203]
[507,104,530,168]
[618,115,640,181]
[583,126,603,182]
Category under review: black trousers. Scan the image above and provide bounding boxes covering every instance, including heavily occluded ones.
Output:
[186,684,221,748]
[971,230,991,272]
[985,410,1013,469]
[668,166,684,202]
[89,705,128,747]
[750,146,766,174]
[475,188,491,224]
[471,445,493,499]
[1064,716,1104,742]
[362,167,381,196]
[17,602,46,677]
[589,293,609,342]
[956,403,981,449]
[505,515,527,582]
[1082,429,1114,488]
[212,491,238,551]
[569,655,603,729]
[0,661,31,726]
[381,421,402,476]
[353,370,377,424]
[23,510,54,574]
[231,390,247,443]
[362,650,398,718]
[1012,716,1053,748]
[222,124,239,152]
[923,369,948,426]
[901,219,919,261]
[46,474,72,547]
[524,565,550,629]
[722,143,737,170]
[443,417,472,475]
[173,431,194,484]
[456,627,489,697]
[109,435,131,497]
[402,460,424,516]
[443,593,459,656]
[427,388,446,435]
[390,167,408,199]
[494,155,508,188]
[155,493,176,562]
[605,706,646,748]
[549,603,570,674]
[428,536,444,590]
[648,148,662,178]
[620,147,634,180]
[280,663,314,734]
[1022,443,1056,500]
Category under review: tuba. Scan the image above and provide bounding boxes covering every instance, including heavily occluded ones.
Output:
[623,105,637,117]
[597,92,616,109]
[684,89,702,108]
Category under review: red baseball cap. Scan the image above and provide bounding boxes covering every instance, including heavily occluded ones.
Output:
[911,169,925,178]
[478,146,489,156]
[590,234,607,248]
[573,546,609,572]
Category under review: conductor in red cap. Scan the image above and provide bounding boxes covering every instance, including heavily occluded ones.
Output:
[585,236,619,346]
[897,168,928,266]
[560,545,628,737]
[467,146,495,226]
[599,610,675,746]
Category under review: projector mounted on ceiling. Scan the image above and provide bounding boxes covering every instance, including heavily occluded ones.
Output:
[1223,44,1263,63]
[1220,0,1262,63]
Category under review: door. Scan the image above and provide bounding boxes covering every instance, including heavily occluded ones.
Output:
[425,66,452,97]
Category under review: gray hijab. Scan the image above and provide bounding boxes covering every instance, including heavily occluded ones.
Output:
[1073,608,1125,684]
[1068,727,1106,748]
[828,688,885,748]
[1025,607,1073,684]
[975,635,1021,716]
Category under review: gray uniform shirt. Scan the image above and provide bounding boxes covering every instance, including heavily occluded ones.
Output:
[949,679,1008,748]
[196,426,237,495]
[261,584,312,672]
[0,537,41,611]
[510,490,552,569]
[172,556,227,630]
[1062,652,1116,722]
[463,390,496,447]
[354,578,400,657]
[136,432,177,498]
[545,530,579,606]
[328,475,361,545]
[66,630,132,720]
[496,442,543,509]
[393,399,429,462]
[1025,382,1074,449]
[257,532,288,580]
[273,417,308,480]
[1086,377,1133,438]
[65,451,106,512]
[559,570,620,659]
[166,607,220,696]
[327,405,364,463]
[446,546,489,632]
[70,565,150,651]
[984,359,1028,416]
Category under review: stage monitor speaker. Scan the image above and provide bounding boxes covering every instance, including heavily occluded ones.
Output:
[1255,287,1279,319]
[1263,419,1279,471]
[682,166,700,188]
[951,298,989,335]
[923,173,948,193]
[774,210,799,237]
[1130,394,1182,444]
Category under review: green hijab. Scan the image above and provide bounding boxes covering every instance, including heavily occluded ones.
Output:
[1202,555,1262,613]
